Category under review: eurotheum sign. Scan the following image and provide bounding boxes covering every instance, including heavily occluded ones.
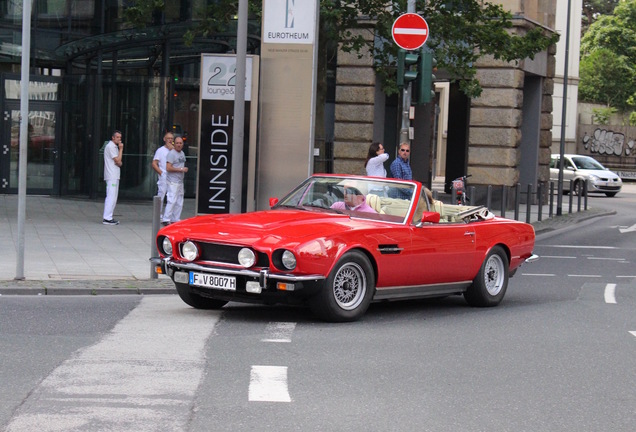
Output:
[263,0,316,44]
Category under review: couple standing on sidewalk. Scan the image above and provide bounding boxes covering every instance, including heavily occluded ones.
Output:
[152,131,188,226]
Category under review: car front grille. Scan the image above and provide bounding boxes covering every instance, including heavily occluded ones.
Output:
[197,242,270,267]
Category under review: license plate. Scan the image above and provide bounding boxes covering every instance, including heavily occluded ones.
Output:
[189,272,236,291]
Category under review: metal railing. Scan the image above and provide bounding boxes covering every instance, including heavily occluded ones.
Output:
[435,179,589,224]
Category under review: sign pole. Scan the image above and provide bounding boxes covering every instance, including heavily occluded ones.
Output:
[16,0,33,280]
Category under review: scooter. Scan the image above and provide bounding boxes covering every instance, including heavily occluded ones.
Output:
[451,175,471,205]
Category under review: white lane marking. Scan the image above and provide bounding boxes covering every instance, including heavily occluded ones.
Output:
[567,274,602,278]
[5,297,221,432]
[587,257,626,261]
[616,275,636,278]
[521,273,555,277]
[261,322,296,343]
[249,366,291,402]
[543,245,617,249]
[619,223,636,233]
[540,256,576,259]
[629,331,636,338]
[604,283,617,304]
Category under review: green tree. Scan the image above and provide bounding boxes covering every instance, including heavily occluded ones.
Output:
[582,0,620,35]
[123,0,557,99]
[580,0,636,110]
[579,49,635,109]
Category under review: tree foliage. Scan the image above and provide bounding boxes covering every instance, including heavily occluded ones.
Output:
[581,0,621,35]
[122,0,557,98]
[580,0,636,110]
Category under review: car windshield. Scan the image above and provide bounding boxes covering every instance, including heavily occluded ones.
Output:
[572,156,605,170]
[274,176,417,223]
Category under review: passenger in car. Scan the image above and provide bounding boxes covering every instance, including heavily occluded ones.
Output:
[331,186,377,213]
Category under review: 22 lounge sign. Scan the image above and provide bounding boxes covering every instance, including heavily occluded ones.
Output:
[202,56,254,101]
[198,55,254,214]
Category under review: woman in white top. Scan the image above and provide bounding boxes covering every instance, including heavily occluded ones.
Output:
[365,142,389,177]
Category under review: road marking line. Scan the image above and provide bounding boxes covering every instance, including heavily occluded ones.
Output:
[539,256,576,259]
[261,322,296,343]
[587,257,625,261]
[544,245,617,249]
[521,273,555,276]
[629,331,636,338]
[568,274,602,278]
[249,365,291,402]
[616,275,636,278]
[604,283,617,304]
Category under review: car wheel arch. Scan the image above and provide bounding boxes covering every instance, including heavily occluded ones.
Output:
[328,246,378,283]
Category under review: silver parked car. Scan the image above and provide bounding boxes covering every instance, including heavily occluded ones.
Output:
[550,154,622,197]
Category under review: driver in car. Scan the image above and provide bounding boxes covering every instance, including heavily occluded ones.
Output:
[331,186,377,213]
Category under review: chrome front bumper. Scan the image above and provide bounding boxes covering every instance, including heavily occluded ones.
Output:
[150,256,325,288]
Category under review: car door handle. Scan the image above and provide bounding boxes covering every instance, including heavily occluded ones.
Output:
[464,231,475,236]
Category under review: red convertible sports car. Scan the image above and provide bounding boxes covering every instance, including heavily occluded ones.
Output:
[152,174,537,322]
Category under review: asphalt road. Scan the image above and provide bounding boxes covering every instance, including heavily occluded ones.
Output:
[1,185,635,431]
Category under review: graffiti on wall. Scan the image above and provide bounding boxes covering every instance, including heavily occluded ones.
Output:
[582,128,635,156]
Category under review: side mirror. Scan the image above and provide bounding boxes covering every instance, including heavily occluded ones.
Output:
[269,197,279,208]
[421,211,441,224]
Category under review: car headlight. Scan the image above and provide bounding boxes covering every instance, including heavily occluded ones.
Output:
[238,248,256,268]
[281,250,297,270]
[588,174,600,182]
[181,241,199,261]
[162,237,173,256]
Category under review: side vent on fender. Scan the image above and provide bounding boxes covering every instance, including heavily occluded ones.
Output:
[377,244,403,255]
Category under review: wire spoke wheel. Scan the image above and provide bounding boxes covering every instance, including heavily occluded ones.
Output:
[464,246,509,307]
[333,262,367,310]
[483,254,505,296]
[309,250,375,322]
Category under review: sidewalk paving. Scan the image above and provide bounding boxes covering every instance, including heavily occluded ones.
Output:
[0,193,614,295]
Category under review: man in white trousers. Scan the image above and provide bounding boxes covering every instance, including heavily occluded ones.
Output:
[151,131,174,218]
[162,136,188,225]
[103,130,124,225]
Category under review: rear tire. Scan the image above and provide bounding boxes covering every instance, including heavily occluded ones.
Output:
[175,282,228,309]
[464,246,509,307]
[309,251,375,322]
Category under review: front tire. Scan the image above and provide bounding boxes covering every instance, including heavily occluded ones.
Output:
[464,246,509,307]
[605,192,617,197]
[175,282,228,310]
[309,251,375,322]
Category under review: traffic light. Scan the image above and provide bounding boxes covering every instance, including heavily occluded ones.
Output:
[414,50,436,104]
[396,49,420,88]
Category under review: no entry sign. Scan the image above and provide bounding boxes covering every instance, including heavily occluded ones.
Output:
[392,13,429,50]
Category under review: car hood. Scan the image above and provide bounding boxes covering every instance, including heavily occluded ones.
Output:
[575,168,621,179]
[161,209,367,246]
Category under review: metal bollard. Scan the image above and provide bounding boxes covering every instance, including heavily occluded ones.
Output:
[514,183,520,221]
[584,180,589,210]
[549,181,554,218]
[501,186,507,218]
[486,185,492,209]
[537,182,542,222]
[150,195,161,279]
[526,183,532,223]
[568,179,574,214]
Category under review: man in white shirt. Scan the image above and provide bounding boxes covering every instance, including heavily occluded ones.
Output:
[103,130,124,225]
[151,132,174,218]
[162,136,188,225]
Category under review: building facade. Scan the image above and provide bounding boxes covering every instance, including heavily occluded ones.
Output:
[0,0,260,199]
[333,0,558,203]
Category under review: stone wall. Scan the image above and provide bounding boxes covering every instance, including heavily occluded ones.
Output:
[333,27,376,175]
